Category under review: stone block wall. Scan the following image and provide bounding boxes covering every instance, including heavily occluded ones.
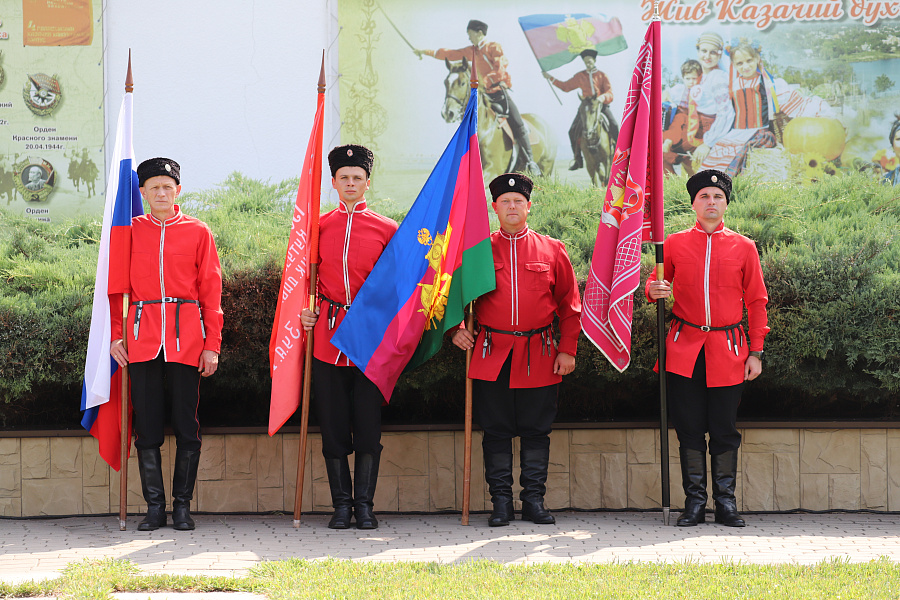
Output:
[2,428,899,517]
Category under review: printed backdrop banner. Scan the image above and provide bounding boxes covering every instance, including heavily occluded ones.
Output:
[335,0,900,208]
[1,0,105,223]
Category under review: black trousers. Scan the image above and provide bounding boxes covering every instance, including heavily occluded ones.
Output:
[130,354,202,451]
[668,348,744,455]
[312,358,384,459]
[486,89,533,156]
[473,356,558,456]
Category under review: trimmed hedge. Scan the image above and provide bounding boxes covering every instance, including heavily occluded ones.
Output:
[0,171,897,429]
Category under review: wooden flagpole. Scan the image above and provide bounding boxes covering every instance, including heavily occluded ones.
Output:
[460,51,482,527]
[119,51,134,532]
[462,305,475,525]
[292,268,316,527]
[293,54,326,527]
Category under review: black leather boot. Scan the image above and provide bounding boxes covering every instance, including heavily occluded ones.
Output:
[520,448,555,525]
[137,448,167,531]
[353,453,380,530]
[511,120,542,176]
[484,453,515,527]
[676,447,708,527]
[711,449,745,527]
[324,457,353,529]
[171,448,200,531]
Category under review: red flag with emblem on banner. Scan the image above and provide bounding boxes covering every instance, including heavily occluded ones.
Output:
[582,19,662,372]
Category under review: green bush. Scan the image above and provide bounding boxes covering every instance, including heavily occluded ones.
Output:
[0,170,897,429]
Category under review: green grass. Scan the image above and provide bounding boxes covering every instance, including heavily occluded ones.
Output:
[1,557,899,599]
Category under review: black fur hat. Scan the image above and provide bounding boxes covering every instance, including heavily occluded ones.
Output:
[328,144,374,178]
[467,19,488,34]
[137,157,180,186]
[489,172,533,201]
[687,169,732,203]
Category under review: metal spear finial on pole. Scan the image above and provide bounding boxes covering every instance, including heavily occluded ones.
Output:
[125,50,133,93]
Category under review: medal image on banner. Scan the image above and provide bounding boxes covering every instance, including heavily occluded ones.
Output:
[23,73,61,116]
[14,157,56,202]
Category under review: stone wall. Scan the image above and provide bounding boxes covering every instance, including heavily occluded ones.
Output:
[2,427,899,517]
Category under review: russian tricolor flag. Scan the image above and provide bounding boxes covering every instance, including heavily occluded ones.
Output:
[80,91,143,470]
[331,87,495,401]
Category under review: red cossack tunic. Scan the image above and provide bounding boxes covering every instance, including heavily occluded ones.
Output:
[645,221,769,387]
[433,41,512,93]
[469,227,582,388]
[549,68,613,103]
[313,200,398,366]
[110,206,223,367]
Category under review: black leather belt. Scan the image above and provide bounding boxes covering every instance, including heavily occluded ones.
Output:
[320,294,351,330]
[671,314,742,356]
[132,297,204,352]
[481,324,553,376]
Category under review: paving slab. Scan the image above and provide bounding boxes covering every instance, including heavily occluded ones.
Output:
[1,511,899,585]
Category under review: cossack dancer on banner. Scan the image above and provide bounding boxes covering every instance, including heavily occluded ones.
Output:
[452,173,581,527]
[646,169,769,528]
[542,48,620,171]
[109,158,223,532]
[416,19,542,175]
[300,145,398,530]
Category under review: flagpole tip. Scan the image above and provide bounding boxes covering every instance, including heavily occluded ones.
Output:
[470,49,478,89]
[653,1,662,20]
[318,50,326,93]
[125,50,133,93]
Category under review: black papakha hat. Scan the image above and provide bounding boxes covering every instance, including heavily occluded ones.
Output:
[580,48,599,59]
[137,157,180,186]
[467,19,488,34]
[328,144,374,178]
[489,172,533,201]
[687,169,732,203]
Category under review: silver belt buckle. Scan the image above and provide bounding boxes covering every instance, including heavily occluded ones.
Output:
[701,325,711,332]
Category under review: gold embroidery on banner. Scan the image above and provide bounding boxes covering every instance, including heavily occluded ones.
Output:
[417,225,453,329]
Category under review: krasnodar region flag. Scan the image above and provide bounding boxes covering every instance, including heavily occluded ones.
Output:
[331,86,494,401]
[80,91,143,470]
[582,19,663,372]
[518,13,627,72]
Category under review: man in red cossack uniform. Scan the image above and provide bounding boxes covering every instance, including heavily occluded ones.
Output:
[646,169,769,528]
[542,48,620,171]
[417,19,542,175]
[300,145,398,530]
[110,158,223,532]
[452,173,581,527]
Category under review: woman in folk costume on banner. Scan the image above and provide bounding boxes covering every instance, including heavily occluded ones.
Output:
[880,114,900,186]
[700,39,835,177]
[685,32,733,168]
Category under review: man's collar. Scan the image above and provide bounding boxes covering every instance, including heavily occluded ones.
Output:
[693,219,725,234]
[149,205,182,225]
[338,199,368,214]
[499,225,529,240]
